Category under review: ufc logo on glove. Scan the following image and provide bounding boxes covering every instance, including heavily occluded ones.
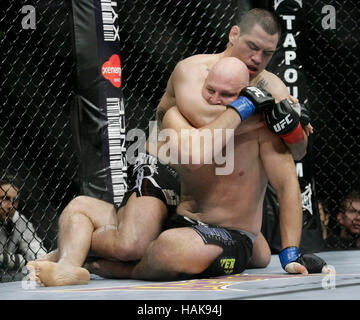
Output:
[246,87,266,98]
[273,114,293,132]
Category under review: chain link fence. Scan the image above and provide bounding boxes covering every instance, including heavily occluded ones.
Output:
[304,1,360,249]
[0,0,359,281]
[0,0,78,281]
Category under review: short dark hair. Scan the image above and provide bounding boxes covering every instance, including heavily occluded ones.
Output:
[0,173,20,192]
[237,8,281,39]
[339,190,360,213]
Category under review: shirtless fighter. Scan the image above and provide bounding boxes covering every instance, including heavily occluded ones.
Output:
[90,7,311,265]
[29,58,326,285]
[26,9,317,286]
[84,57,327,280]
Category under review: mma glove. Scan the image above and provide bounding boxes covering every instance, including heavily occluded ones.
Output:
[279,246,327,274]
[227,86,275,121]
[265,99,304,144]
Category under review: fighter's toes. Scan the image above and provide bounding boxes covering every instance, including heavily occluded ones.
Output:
[26,262,44,286]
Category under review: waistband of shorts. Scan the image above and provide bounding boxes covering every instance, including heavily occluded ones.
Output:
[234,229,257,243]
[183,216,257,243]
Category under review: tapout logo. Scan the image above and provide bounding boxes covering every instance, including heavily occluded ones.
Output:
[102,54,122,88]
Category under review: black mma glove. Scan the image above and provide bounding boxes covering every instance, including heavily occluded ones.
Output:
[279,247,327,273]
[227,86,275,121]
[265,99,304,144]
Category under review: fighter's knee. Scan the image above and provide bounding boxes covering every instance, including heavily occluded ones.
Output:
[106,236,148,261]
[60,196,85,217]
[257,251,271,268]
[261,245,272,267]
[115,241,142,261]
[58,196,93,226]
[66,196,92,213]
[93,225,159,262]
[247,248,271,268]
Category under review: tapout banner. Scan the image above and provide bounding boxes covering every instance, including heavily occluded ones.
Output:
[263,0,324,252]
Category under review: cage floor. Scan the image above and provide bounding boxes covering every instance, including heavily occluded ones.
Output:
[0,250,359,301]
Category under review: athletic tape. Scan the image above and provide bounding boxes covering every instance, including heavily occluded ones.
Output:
[279,246,299,270]
[227,97,255,121]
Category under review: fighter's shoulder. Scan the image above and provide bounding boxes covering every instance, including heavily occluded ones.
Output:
[173,54,214,76]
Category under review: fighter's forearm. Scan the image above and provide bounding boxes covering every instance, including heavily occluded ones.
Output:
[278,185,303,249]
[285,132,308,161]
[180,108,240,168]
[180,103,227,128]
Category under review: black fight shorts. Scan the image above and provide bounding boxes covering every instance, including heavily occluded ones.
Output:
[120,153,180,210]
[164,213,254,278]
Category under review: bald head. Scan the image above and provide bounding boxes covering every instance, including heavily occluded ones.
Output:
[210,57,249,87]
[202,57,249,105]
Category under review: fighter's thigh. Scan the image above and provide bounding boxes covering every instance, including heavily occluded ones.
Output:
[116,192,168,244]
[150,227,223,275]
[91,193,169,261]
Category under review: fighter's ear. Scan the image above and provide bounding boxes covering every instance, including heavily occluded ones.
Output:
[229,25,240,46]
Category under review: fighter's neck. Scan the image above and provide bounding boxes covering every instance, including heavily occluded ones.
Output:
[249,72,264,86]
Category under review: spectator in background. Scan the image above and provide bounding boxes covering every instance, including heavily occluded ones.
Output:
[0,173,47,272]
[318,200,330,240]
[325,191,360,250]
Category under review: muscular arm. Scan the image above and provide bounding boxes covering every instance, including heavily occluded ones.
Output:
[170,59,263,136]
[161,106,240,170]
[171,59,227,127]
[257,72,308,160]
[259,128,303,249]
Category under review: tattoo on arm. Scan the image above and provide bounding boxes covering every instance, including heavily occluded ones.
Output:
[257,79,269,90]
[156,107,166,131]
[148,107,166,145]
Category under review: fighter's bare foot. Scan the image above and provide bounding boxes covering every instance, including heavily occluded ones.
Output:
[26,261,90,287]
[35,249,59,262]
[26,262,42,286]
